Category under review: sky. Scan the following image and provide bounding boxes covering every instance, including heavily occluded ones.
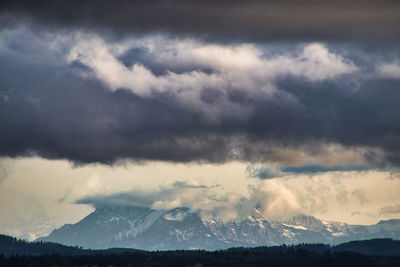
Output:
[0,0,400,240]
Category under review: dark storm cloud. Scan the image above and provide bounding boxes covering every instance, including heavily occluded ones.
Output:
[2,63,399,166]
[1,0,400,42]
[0,74,216,163]
[1,26,400,167]
[0,38,232,164]
[275,76,400,166]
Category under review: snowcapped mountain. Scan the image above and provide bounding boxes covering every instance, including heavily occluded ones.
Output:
[38,206,230,250]
[38,206,400,250]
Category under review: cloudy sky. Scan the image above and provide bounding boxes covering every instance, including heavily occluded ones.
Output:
[0,0,400,240]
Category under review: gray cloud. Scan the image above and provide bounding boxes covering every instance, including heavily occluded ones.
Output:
[76,181,221,210]
[281,165,373,175]
[379,204,400,215]
[246,164,375,179]
[1,0,400,42]
[246,165,283,179]
[0,27,400,168]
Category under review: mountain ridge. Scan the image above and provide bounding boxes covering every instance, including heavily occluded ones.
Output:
[37,206,400,250]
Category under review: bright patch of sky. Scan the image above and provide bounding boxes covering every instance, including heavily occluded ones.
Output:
[0,157,399,240]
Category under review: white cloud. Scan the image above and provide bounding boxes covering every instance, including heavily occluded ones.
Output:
[0,28,360,122]
[292,43,358,81]
[377,61,400,79]
[66,35,358,120]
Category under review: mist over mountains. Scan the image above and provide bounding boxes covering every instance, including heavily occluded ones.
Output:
[38,206,400,250]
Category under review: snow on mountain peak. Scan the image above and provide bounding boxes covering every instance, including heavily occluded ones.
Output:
[163,210,189,221]
[38,206,400,250]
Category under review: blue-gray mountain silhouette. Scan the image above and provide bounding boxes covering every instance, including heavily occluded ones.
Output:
[38,206,400,250]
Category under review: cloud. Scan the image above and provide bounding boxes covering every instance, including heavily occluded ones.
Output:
[0,27,400,167]
[76,179,305,221]
[77,181,225,212]
[78,169,396,222]
[379,204,400,215]
[377,62,400,79]
[281,164,373,175]
[351,189,369,205]
[0,159,12,184]
[67,36,357,119]
[246,163,374,179]
[351,211,361,216]
[76,168,400,223]
[0,165,8,183]
[246,165,284,179]
[1,0,400,42]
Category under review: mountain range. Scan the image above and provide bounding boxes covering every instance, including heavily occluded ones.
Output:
[38,206,400,250]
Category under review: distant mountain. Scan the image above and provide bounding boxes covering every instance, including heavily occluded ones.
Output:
[37,206,400,250]
[38,206,230,250]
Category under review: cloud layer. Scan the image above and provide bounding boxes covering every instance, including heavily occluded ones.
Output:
[1,26,400,167]
[76,180,307,221]
[1,0,400,41]
[76,168,400,222]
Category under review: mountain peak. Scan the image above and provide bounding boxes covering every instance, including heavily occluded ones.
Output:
[38,206,400,250]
